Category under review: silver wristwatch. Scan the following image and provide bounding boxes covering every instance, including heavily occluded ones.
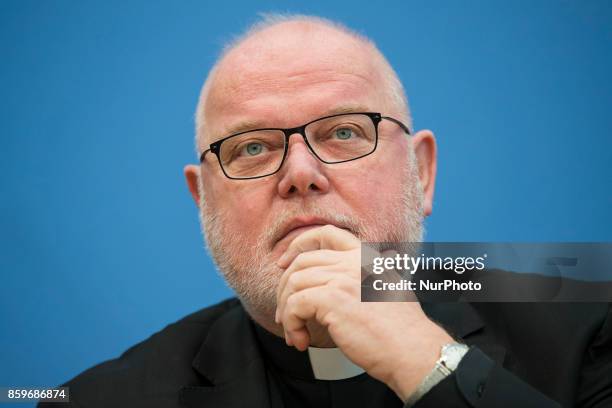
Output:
[404,342,469,407]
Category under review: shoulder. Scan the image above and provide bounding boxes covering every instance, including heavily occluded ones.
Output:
[473,302,611,345]
[46,298,241,408]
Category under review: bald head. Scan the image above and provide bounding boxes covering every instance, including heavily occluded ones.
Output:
[194,14,411,153]
[184,14,437,325]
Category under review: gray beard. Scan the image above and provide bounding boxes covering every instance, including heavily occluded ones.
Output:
[197,154,424,321]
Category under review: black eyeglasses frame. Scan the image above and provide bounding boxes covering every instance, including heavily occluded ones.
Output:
[199,112,410,180]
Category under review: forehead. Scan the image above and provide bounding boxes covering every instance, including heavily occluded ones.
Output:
[201,23,389,144]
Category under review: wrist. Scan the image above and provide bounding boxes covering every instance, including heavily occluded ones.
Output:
[403,341,469,407]
[389,328,455,402]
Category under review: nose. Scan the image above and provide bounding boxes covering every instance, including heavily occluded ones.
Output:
[277,132,330,198]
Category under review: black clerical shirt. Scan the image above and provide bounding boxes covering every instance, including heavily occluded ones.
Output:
[38,298,612,407]
[252,322,404,408]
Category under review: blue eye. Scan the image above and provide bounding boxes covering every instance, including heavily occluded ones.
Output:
[244,142,263,155]
[335,128,353,140]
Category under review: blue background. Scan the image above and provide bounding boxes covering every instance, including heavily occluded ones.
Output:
[1,0,611,399]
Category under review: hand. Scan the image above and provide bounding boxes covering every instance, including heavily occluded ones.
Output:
[275,225,454,402]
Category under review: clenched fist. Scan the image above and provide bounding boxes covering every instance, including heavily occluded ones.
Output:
[275,224,454,402]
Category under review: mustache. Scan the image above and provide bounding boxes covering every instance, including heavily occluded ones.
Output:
[263,205,365,249]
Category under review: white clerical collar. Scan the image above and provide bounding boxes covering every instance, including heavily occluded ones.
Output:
[307,347,365,380]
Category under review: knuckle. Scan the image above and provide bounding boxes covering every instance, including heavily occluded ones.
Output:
[321,310,336,326]
[327,277,344,289]
[286,292,300,309]
[321,224,337,234]
[287,272,301,288]
[293,252,308,268]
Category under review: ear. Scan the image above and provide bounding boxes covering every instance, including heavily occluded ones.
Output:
[184,165,202,207]
[411,130,437,217]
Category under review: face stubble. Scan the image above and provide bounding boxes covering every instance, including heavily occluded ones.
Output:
[197,148,424,321]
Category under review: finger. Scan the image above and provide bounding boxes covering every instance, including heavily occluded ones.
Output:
[361,249,400,278]
[276,248,361,318]
[276,267,344,323]
[281,249,340,273]
[276,249,340,302]
[277,225,360,268]
[361,243,385,268]
[282,286,334,351]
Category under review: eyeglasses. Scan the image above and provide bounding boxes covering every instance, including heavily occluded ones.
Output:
[199,112,410,180]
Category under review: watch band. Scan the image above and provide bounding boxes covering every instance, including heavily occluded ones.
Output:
[404,343,469,407]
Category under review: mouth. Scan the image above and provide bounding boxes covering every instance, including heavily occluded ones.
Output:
[274,217,351,248]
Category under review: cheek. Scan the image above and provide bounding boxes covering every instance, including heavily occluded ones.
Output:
[333,155,406,216]
[209,179,275,240]
[231,195,264,227]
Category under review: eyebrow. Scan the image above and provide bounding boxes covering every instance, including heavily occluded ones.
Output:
[324,104,372,116]
[219,119,267,140]
[212,103,373,143]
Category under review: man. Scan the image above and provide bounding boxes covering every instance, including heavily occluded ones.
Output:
[41,14,611,408]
